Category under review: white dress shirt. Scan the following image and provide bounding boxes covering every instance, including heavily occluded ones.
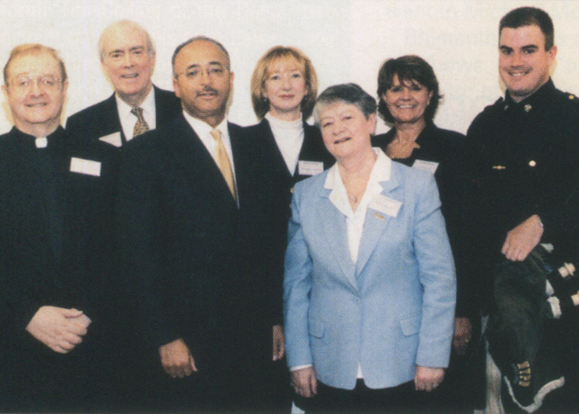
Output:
[182,111,238,197]
[325,148,391,263]
[115,87,157,141]
[265,112,304,175]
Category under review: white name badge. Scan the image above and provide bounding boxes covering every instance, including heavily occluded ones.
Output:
[298,160,324,176]
[369,195,402,218]
[99,131,122,147]
[70,157,101,177]
[413,159,439,174]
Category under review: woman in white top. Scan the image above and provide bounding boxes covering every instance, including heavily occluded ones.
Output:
[246,46,334,202]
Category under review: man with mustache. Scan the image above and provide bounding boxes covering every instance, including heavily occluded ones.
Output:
[117,36,287,412]
[461,6,579,413]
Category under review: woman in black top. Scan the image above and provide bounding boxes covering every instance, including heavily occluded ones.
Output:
[372,55,477,414]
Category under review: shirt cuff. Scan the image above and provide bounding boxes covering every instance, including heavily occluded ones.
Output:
[290,364,313,372]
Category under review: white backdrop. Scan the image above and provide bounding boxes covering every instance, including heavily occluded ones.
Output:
[2,0,579,135]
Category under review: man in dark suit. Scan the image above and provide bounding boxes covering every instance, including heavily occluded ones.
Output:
[0,44,111,412]
[66,20,181,147]
[118,36,287,413]
[64,21,181,410]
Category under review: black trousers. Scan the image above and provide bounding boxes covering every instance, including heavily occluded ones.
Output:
[299,380,416,414]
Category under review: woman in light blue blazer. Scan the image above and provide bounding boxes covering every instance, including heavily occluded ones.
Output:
[283,83,456,413]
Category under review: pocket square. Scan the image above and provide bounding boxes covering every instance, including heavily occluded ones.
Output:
[98,131,122,147]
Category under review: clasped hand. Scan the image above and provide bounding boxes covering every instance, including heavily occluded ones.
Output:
[26,306,92,354]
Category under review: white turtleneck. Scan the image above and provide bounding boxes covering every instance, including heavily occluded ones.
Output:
[265,112,305,175]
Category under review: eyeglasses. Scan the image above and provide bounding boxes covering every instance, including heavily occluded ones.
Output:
[9,75,62,92]
[175,66,228,80]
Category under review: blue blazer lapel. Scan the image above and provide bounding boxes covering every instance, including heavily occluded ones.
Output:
[355,172,400,277]
[319,187,358,291]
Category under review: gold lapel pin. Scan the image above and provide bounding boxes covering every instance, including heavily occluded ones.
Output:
[374,212,385,220]
[492,165,506,170]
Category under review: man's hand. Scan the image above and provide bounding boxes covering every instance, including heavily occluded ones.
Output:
[414,365,444,392]
[502,215,543,261]
[291,366,317,398]
[26,306,92,354]
[159,338,197,378]
[273,324,285,361]
[453,317,472,355]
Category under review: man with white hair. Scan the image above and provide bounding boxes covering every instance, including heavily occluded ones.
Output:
[66,19,180,146]
[65,20,181,411]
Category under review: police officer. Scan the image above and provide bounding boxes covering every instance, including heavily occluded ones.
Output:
[462,6,579,413]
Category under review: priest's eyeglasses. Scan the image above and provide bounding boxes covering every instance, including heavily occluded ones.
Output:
[9,75,62,92]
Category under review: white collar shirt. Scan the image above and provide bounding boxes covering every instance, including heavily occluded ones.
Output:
[182,111,237,186]
[324,148,391,264]
[116,87,157,141]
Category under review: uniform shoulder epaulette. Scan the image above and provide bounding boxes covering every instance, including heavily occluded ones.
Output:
[480,97,505,115]
[564,92,579,107]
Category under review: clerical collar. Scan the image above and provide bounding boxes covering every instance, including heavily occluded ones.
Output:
[12,125,65,149]
[35,137,47,148]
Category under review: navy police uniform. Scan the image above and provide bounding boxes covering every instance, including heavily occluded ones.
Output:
[462,79,579,413]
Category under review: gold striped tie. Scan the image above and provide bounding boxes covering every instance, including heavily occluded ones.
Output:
[210,129,237,201]
[131,107,150,138]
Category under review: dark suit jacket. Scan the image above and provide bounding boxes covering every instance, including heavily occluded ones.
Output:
[117,115,287,386]
[64,85,181,267]
[244,118,334,218]
[64,85,181,242]
[66,85,181,147]
[65,86,182,411]
[0,126,115,411]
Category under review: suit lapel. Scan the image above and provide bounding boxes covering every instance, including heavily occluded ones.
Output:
[171,116,238,211]
[319,187,358,291]
[355,169,400,277]
[102,94,126,144]
[260,119,292,179]
[154,86,180,126]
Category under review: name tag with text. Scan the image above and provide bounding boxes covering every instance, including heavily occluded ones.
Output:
[369,195,402,218]
[298,160,324,176]
[413,159,439,174]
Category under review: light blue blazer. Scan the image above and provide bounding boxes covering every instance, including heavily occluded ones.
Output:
[283,159,456,390]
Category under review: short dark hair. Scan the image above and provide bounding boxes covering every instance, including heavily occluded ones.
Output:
[499,7,554,51]
[376,55,441,123]
[313,83,376,127]
[172,36,230,77]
